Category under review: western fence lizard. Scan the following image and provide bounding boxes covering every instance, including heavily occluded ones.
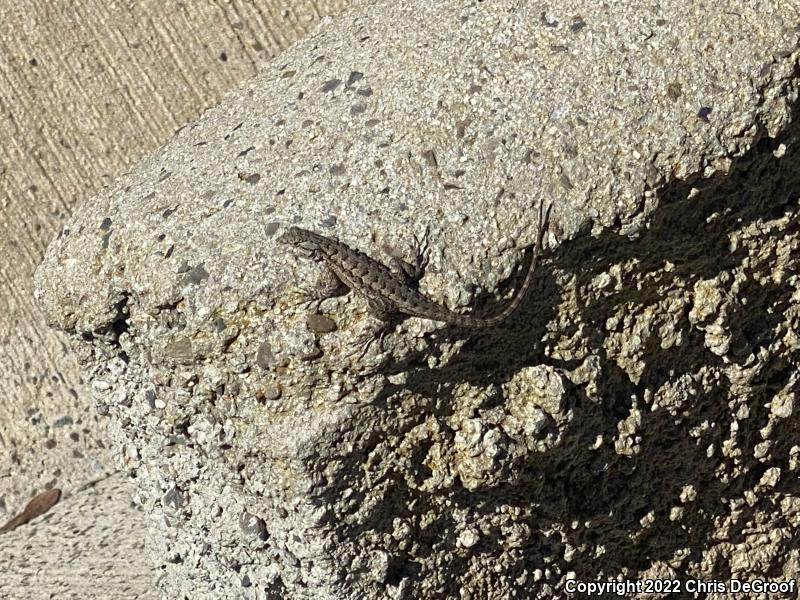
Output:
[279,202,551,352]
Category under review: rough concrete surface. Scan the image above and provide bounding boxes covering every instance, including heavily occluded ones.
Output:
[0,1,346,598]
[34,0,800,598]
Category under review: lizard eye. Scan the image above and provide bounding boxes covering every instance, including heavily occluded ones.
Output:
[291,241,317,259]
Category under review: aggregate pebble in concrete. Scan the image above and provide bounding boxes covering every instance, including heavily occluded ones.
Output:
[34,0,800,598]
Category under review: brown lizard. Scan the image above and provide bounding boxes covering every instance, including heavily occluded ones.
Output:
[279,201,551,352]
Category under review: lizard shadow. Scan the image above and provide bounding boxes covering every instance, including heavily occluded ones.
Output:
[317,111,800,594]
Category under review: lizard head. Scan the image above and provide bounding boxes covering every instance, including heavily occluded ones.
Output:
[277,226,305,245]
[277,225,320,259]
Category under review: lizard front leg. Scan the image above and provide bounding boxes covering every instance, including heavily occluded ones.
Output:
[354,295,400,358]
[295,267,349,313]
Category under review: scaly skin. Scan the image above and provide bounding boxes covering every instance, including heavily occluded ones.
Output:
[278,202,551,350]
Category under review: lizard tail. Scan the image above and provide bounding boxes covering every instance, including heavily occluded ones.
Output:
[458,200,551,328]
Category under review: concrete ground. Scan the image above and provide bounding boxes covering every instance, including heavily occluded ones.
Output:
[31,0,800,598]
[0,2,347,598]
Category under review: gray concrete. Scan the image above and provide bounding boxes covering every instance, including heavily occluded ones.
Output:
[0,1,346,599]
[35,0,800,598]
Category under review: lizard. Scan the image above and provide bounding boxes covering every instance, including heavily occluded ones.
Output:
[278,201,551,354]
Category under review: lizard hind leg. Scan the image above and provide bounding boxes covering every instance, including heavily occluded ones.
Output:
[390,225,431,288]
[411,224,431,280]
